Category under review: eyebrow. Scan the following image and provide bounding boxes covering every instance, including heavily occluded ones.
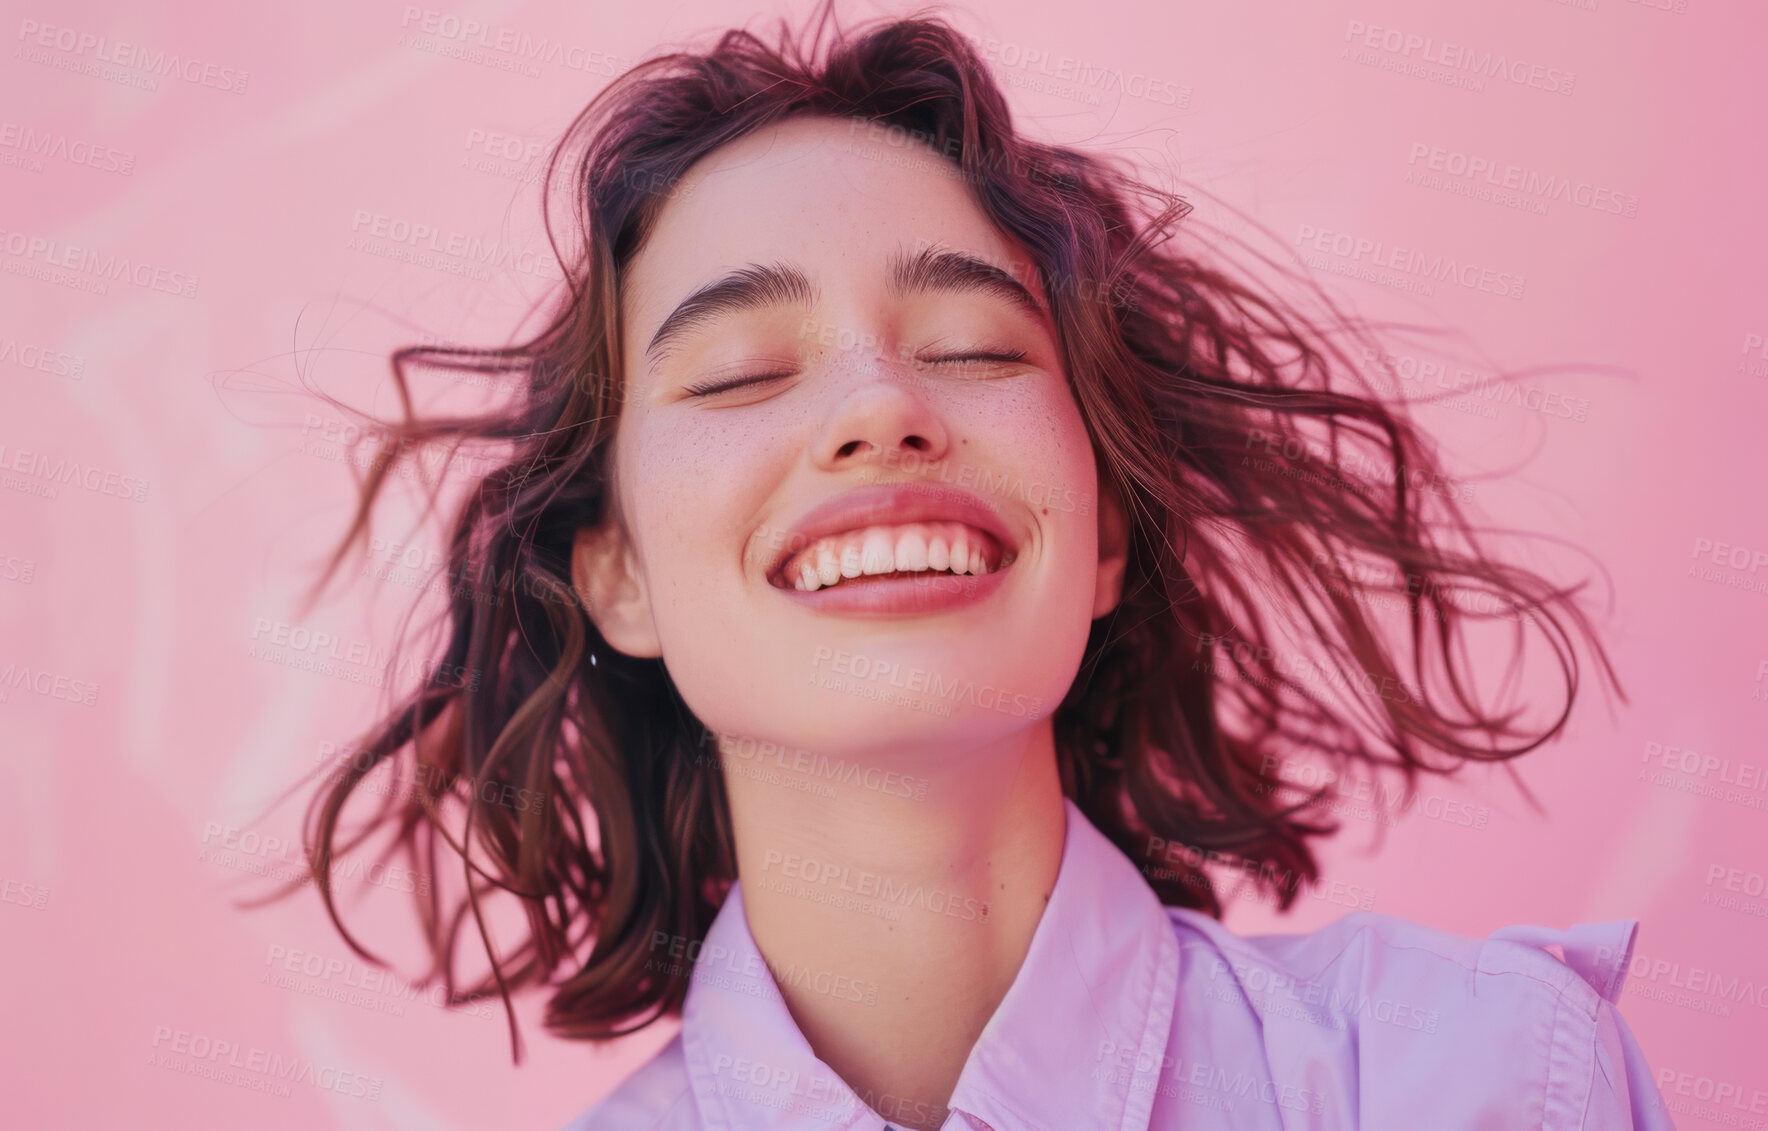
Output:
[642,245,1046,367]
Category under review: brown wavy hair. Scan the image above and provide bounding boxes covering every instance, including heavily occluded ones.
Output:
[287,0,1622,1061]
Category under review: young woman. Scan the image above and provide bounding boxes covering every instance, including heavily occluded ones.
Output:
[298,3,1675,1127]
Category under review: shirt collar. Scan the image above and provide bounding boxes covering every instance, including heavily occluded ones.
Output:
[679,797,1180,1131]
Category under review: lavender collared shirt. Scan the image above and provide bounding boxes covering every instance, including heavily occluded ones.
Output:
[563,798,1676,1130]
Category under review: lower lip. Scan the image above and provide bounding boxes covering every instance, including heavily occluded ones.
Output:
[772,561,1013,616]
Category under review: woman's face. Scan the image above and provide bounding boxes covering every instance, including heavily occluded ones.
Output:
[576,114,1126,763]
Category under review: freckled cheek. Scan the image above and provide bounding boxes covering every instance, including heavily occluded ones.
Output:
[627,437,770,575]
[1010,395,1097,560]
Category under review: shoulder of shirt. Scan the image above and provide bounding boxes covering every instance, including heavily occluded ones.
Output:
[557,1033,695,1131]
[1159,907,1672,1128]
[1163,904,1616,1027]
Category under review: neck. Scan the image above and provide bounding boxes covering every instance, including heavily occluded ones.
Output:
[717,722,1068,1131]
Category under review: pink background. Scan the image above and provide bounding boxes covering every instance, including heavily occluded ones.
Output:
[4,0,1766,1126]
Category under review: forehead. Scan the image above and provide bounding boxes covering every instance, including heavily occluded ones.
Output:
[620,115,1028,335]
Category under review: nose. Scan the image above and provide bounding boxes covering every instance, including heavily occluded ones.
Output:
[810,367,950,472]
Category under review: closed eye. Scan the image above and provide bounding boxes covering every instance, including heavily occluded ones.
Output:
[920,349,1028,367]
[682,371,793,397]
[682,349,1028,398]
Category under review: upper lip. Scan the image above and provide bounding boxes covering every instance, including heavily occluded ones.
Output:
[764,481,1021,586]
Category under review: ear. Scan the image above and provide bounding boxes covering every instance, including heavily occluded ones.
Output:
[1092,474,1131,620]
[571,515,664,659]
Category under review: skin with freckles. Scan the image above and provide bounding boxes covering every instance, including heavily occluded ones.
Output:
[571,114,1130,1129]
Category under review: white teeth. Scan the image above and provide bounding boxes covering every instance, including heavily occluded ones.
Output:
[839,543,864,579]
[779,521,1009,592]
[927,536,950,572]
[894,528,928,572]
[860,529,894,575]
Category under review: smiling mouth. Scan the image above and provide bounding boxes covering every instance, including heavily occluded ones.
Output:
[770,521,1017,592]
